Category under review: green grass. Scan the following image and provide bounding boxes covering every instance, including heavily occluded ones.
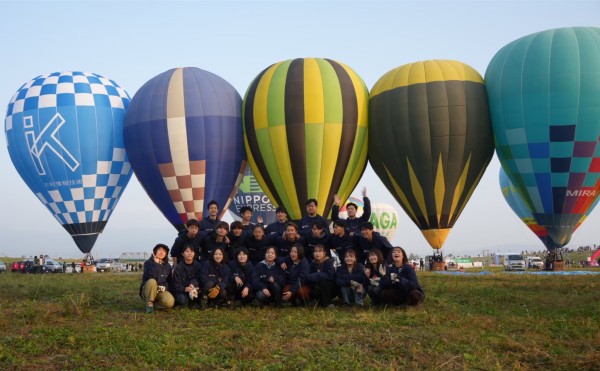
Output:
[0,269,599,370]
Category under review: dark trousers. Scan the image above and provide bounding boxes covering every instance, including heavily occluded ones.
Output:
[255,282,282,306]
[311,280,336,307]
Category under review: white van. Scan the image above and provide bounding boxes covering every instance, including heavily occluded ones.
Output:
[525,256,544,269]
[503,254,525,271]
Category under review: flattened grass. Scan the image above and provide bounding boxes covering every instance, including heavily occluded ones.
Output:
[0,270,599,369]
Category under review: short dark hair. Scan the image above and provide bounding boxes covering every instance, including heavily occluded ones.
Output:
[207,200,219,209]
[240,206,252,214]
[186,219,200,228]
[346,202,358,210]
[333,219,347,228]
[216,221,229,231]
[230,220,243,230]
[360,221,374,231]
[306,198,318,206]
[275,206,288,214]
[311,220,324,230]
[182,244,195,254]
[285,222,298,231]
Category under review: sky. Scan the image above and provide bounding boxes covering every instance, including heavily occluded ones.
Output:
[1,0,599,259]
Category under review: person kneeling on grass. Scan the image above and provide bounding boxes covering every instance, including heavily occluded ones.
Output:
[172,244,203,309]
[281,243,311,306]
[379,246,425,306]
[307,244,336,308]
[227,247,255,308]
[201,247,231,308]
[140,244,175,314]
[335,249,367,306]
[252,246,285,307]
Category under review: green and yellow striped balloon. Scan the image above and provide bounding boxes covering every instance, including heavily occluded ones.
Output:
[243,58,369,220]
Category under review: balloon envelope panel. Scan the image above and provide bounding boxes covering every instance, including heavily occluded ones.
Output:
[124,67,246,231]
[486,27,600,248]
[369,60,494,249]
[243,58,369,220]
[5,72,132,253]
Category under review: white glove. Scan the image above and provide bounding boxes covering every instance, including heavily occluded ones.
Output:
[189,287,199,300]
[157,285,166,293]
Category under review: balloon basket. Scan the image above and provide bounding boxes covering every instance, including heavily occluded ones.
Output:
[546,260,565,271]
[432,262,446,271]
[82,265,96,273]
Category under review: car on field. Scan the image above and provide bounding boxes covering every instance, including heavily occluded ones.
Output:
[44,259,64,273]
[503,254,526,271]
[0,260,6,273]
[526,256,544,269]
[96,258,125,272]
[11,261,20,272]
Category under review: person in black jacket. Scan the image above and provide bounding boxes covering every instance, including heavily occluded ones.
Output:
[245,224,274,265]
[226,221,246,261]
[200,221,229,261]
[304,220,332,261]
[330,219,359,264]
[265,206,289,237]
[307,244,336,308]
[200,200,220,232]
[335,249,367,306]
[281,243,311,306]
[170,219,203,266]
[252,246,285,307]
[331,187,371,236]
[201,247,231,307]
[298,199,329,234]
[274,222,306,259]
[364,249,386,305]
[358,222,393,262]
[172,245,203,309]
[140,244,175,314]
[379,246,425,306]
[227,247,255,307]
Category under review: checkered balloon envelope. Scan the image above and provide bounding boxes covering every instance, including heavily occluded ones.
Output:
[4,71,132,253]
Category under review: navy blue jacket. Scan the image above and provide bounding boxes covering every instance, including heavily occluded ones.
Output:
[297,214,329,234]
[304,231,332,259]
[330,233,359,262]
[226,232,246,261]
[172,260,202,294]
[200,231,228,261]
[282,256,310,294]
[228,260,255,291]
[331,197,371,236]
[245,235,275,265]
[265,220,288,236]
[335,263,367,288]
[357,232,393,261]
[199,216,219,232]
[307,257,336,283]
[274,235,306,259]
[380,263,423,294]
[200,260,230,291]
[252,260,285,291]
[170,230,204,262]
[140,258,172,294]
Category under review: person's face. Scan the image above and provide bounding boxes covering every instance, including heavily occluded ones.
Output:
[208,204,218,217]
[187,225,199,238]
[306,202,317,216]
[392,249,404,264]
[265,248,276,262]
[344,253,356,266]
[232,227,243,237]
[368,253,378,264]
[183,248,195,261]
[333,224,344,236]
[361,228,373,240]
[285,226,297,239]
[276,211,287,222]
[311,225,324,237]
[155,248,167,260]
[213,249,224,263]
[290,247,299,261]
[313,248,325,261]
[237,251,248,264]
[347,205,357,218]
[253,228,264,239]
[216,226,228,237]
[242,210,252,222]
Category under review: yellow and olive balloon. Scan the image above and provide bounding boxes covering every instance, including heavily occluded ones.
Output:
[243,58,369,220]
[369,60,494,249]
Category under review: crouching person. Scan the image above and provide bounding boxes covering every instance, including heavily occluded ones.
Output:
[172,244,203,309]
[227,247,255,308]
[379,246,425,306]
[201,247,230,308]
[307,244,336,308]
[335,249,367,306]
[281,243,311,306]
[252,246,285,307]
[140,244,175,314]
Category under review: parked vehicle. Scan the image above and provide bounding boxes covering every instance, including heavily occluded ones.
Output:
[96,258,125,272]
[11,261,20,272]
[503,254,526,271]
[44,259,64,273]
[0,260,6,273]
[526,256,544,269]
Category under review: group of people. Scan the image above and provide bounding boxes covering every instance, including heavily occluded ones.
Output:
[140,189,424,313]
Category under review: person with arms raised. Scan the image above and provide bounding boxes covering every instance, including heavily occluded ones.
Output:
[331,187,371,236]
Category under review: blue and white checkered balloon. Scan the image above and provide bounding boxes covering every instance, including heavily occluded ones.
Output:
[5,72,132,253]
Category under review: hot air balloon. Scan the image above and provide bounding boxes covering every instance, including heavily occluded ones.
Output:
[229,166,277,224]
[5,71,132,253]
[486,27,600,253]
[124,67,246,232]
[369,60,495,255]
[337,197,399,240]
[243,58,369,221]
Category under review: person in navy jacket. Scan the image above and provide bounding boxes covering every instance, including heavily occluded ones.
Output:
[335,249,367,306]
[199,200,221,232]
[357,222,393,262]
[281,243,311,306]
[252,246,285,307]
[307,244,336,308]
[226,221,246,261]
[201,246,231,307]
[172,244,202,308]
[304,220,332,260]
[364,249,387,305]
[245,224,275,265]
[379,246,425,306]
[274,222,306,259]
[298,199,329,234]
[227,247,255,307]
[170,219,203,266]
[200,221,229,261]
[331,187,371,236]
[265,206,289,236]
[330,219,359,263]
[140,243,174,313]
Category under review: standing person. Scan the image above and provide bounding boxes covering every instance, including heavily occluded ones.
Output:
[252,246,285,308]
[307,244,336,308]
[226,221,246,261]
[227,247,255,308]
[170,219,203,266]
[335,249,367,306]
[281,243,311,306]
[331,187,371,236]
[239,206,256,233]
[419,258,424,271]
[380,246,425,306]
[330,219,359,263]
[266,206,289,237]
[200,200,220,232]
[200,221,230,261]
[140,244,175,314]
[172,245,203,309]
[39,254,45,273]
[71,261,76,274]
[274,222,306,259]
[245,224,274,265]
[298,199,329,234]
[357,222,393,262]
[33,256,40,274]
[364,249,386,305]
[200,247,231,308]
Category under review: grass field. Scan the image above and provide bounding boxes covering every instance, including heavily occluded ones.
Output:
[0,268,599,370]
